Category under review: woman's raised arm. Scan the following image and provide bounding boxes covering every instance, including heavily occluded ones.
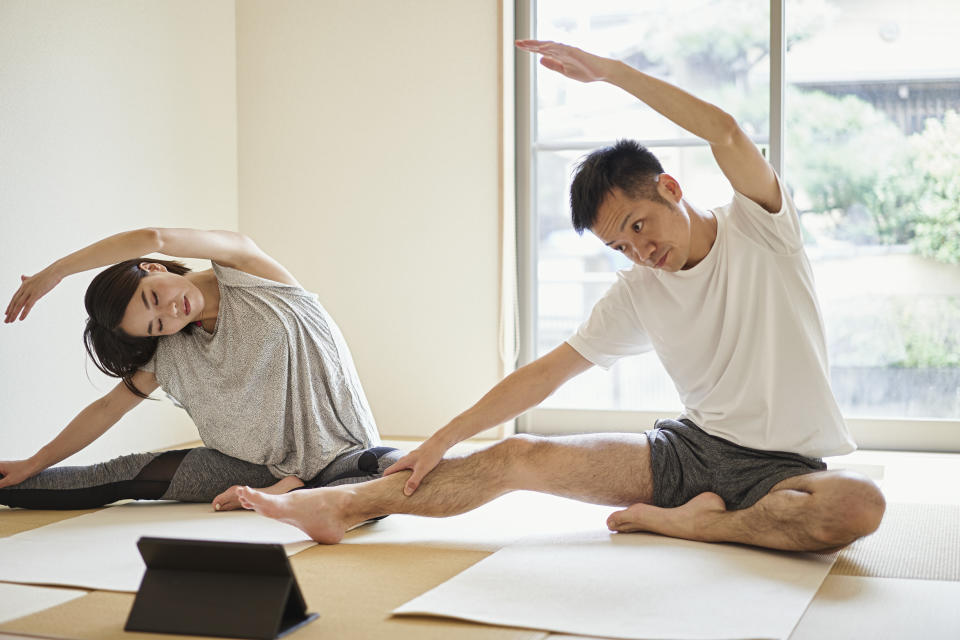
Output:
[5,228,298,323]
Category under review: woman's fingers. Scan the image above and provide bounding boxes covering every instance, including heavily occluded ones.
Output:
[5,288,24,321]
[18,299,33,322]
[5,272,60,323]
[0,460,37,489]
[6,286,32,322]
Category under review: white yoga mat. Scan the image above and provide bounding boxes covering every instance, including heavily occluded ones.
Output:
[0,501,314,592]
[790,575,960,639]
[343,490,614,550]
[394,530,836,640]
[0,583,86,624]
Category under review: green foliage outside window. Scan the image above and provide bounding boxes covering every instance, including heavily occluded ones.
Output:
[616,1,960,264]
[789,97,960,264]
[908,111,960,265]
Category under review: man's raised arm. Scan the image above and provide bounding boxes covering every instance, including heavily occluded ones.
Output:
[516,39,781,213]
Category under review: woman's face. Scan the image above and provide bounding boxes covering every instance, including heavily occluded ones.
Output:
[118,263,205,338]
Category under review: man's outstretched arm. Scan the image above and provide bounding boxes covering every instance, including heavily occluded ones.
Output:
[516,39,781,213]
[384,342,593,495]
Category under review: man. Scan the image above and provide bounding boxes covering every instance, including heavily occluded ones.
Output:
[237,40,885,552]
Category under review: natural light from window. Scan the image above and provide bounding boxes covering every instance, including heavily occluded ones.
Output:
[531,0,960,420]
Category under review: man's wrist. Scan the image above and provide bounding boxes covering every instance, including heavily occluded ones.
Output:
[433,422,471,450]
[604,59,640,86]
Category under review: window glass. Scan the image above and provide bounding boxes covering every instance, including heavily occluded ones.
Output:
[533,1,768,410]
[531,0,960,420]
[785,0,960,418]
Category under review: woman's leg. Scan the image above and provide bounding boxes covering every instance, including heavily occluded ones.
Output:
[0,450,184,510]
[305,446,405,488]
[207,446,407,511]
[0,448,276,510]
[161,447,276,502]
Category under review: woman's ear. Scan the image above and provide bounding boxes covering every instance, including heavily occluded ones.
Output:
[138,262,169,274]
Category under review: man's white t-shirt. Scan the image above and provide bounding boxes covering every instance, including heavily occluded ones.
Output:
[567,178,856,458]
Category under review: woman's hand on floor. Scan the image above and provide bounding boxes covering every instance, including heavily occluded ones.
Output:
[0,459,42,489]
[212,476,305,511]
[5,269,62,323]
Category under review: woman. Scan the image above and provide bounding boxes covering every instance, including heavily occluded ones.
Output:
[1,227,400,510]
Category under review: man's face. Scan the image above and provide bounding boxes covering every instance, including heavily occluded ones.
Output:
[590,181,691,272]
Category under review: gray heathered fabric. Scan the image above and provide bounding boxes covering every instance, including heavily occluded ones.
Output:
[161,447,277,502]
[310,447,405,487]
[161,446,405,501]
[9,452,158,490]
[646,418,827,510]
[142,263,380,480]
[1,446,404,509]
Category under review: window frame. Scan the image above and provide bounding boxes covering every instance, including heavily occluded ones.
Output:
[514,0,960,452]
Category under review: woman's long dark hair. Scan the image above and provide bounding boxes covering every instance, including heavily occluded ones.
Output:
[83,258,193,398]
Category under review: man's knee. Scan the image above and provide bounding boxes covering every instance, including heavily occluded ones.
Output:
[494,434,546,459]
[473,435,544,487]
[812,471,885,548]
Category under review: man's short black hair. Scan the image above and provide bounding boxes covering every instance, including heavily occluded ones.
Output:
[569,139,665,234]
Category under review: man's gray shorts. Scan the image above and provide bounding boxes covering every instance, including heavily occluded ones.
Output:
[646,418,827,510]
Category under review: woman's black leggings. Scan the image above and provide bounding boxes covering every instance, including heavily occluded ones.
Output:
[0,446,403,510]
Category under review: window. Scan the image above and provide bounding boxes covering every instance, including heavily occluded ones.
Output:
[517,0,960,449]
[785,0,960,420]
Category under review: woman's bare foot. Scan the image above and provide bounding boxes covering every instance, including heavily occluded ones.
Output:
[606,492,727,542]
[236,485,354,544]
[212,476,305,511]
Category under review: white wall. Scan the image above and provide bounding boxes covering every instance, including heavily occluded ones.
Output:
[0,1,238,463]
[0,0,505,468]
[236,1,503,437]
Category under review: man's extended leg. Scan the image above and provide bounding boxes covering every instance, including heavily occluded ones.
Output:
[607,469,885,551]
[237,433,655,543]
[238,434,884,551]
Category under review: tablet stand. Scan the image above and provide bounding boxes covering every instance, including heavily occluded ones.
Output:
[125,537,318,639]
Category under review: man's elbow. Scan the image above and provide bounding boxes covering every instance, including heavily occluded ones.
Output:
[710,111,742,148]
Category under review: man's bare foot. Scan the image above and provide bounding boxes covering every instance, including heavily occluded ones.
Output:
[212,476,305,512]
[606,492,727,541]
[236,485,354,544]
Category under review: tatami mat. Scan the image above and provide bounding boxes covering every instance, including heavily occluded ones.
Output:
[0,545,545,640]
[0,506,98,538]
[2,449,959,640]
[832,503,960,581]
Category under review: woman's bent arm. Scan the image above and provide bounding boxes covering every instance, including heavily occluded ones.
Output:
[0,370,158,489]
[5,227,297,323]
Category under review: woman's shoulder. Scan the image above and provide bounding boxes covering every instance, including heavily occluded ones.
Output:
[212,261,304,290]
